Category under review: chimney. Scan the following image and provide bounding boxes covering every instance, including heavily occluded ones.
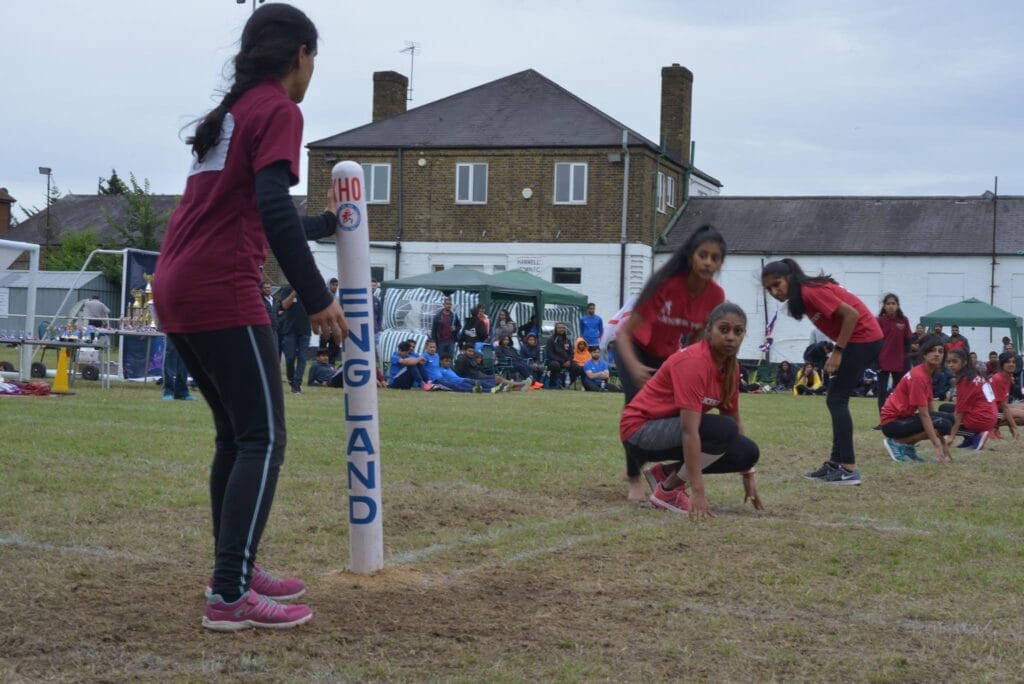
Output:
[660,64,693,166]
[0,188,14,236]
[373,71,409,122]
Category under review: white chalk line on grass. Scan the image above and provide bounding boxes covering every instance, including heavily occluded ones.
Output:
[0,534,173,563]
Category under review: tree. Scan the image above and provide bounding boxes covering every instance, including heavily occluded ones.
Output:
[98,169,128,195]
[103,173,169,252]
[45,228,122,284]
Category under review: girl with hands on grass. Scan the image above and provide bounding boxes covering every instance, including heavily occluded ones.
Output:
[879,336,954,464]
[620,303,762,520]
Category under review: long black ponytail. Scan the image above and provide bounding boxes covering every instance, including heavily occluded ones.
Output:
[705,301,746,412]
[636,224,726,309]
[760,258,837,320]
[187,4,318,162]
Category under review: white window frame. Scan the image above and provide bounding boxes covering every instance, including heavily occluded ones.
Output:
[360,163,391,204]
[666,175,676,209]
[455,163,488,204]
[554,162,588,205]
[656,171,666,213]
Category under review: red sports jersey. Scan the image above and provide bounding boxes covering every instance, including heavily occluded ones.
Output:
[155,81,303,333]
[990,372,1011,404]
[880,363,933,424]
[620,339,739,441]
[801,282,882,344]
[955,375,998,432]
[631,275,725,360]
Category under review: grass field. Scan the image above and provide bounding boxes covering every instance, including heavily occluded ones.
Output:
[2,377,1023,682]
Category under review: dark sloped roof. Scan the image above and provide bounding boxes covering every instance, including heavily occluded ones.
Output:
[661,195,1024,256]
[310,69,721,186]
[5,194,308,246]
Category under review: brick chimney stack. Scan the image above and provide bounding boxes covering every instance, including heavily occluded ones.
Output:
[660,64,693,166]
[373,71,409,122]
[0,188,14,236]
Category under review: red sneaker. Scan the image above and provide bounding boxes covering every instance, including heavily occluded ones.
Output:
[649,482,689,515]
[642,462,671,492]
[202,590,313,632]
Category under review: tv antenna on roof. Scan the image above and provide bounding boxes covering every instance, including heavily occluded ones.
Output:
[399,41,420,102]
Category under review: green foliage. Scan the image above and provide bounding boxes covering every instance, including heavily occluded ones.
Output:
[44,228,122,284]
[102,173,169,251]
[97,169,128,195]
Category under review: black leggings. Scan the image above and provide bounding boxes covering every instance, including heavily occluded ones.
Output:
[619,341,666,477]
[876,369,905,414]
[170,325,285,603]
[881,411,954,439]
[623,413,760,476]
[825,339,882,465]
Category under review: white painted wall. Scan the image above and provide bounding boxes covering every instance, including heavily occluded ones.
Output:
[310,240,654,323]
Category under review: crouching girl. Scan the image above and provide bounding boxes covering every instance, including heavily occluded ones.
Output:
[938,349,997,450]
[880,335,953,463]
[619,303,762,520]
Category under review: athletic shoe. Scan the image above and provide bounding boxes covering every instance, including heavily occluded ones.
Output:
[642,462,671,492]
[472,383,483,393]
[162,394,174,401]
[501,382,511,392]
[969,431,989,451]
[956,434,976,449]
[181,395,198,401]
[421,382,435,392]
[291,387,302,395]
[530,381,544,390]
[649,482,689,514]
[903,444,925,462]
[821,465,862,486]
[202,590,313,632]
[803,461,836,480]
[883,438,908,462]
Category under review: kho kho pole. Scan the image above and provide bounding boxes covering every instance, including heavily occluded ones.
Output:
[332,161,384,574]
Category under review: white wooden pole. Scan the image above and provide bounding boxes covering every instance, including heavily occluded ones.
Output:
[332,161,384,574]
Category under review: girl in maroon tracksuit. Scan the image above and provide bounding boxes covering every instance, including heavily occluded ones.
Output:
[875,293,911,414]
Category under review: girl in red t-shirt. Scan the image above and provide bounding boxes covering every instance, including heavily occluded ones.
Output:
[154,5,349,632]
[937,349,997,450]
[761,259,883,485]
[991,351,1023,439]
[618,224,727,501]
[879,335,953,463]
[875,293,911,414]
[620,303,763,519]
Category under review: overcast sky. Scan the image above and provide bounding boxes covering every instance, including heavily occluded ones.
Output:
[4,0,1023,217]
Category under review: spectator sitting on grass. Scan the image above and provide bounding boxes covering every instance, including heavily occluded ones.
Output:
[455,343,525,392]
[794,363,825,395]
[389,340,432,391]
[774,360,795,391]
[932,365,954,401]
[420,339,486,392]
[307,349,335,387]
[583,346,621,392]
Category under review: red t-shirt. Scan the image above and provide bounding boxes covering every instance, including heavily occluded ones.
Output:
[876,314,910,372]
[880,363,933,424]
[801,283,882,344]
[955,375,998,432]
[989,372,1011,405]
[631,275,725,360]
[154,81,303,333]
[620,339,739,441]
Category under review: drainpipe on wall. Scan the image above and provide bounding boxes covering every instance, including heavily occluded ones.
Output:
[618,129,630,307]
[395,147,404,278]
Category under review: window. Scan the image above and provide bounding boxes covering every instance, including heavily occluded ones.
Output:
[370,266,385,282]
[456,163,488,204]
[666,175,676,208]
[656,171,665,213]
[432,264,445,272]
[360,163,391,203]
[552,267,582,284]
[554,163,587,204]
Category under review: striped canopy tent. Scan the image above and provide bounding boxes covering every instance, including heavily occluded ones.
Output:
[920,298,1023,350]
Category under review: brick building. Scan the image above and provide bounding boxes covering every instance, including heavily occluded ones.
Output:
[305,65,720,314]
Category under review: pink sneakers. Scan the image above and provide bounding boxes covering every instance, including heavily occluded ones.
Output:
[207,564,306,601]
[642,462,672,492]
[649,482,690,515]
[203,590,313,632]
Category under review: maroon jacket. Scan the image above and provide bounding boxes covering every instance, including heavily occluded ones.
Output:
[877,313,911,372]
